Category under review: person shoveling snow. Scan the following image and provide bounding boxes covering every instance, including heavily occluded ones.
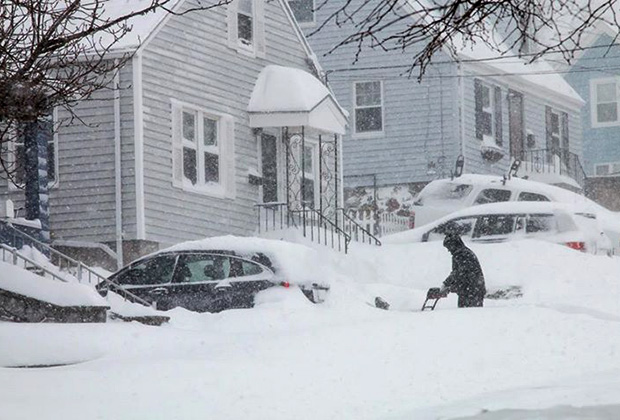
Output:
[439,233,486,308]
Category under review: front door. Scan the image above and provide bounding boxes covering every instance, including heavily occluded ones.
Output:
[508,90,524,160]
[261,133,279,203]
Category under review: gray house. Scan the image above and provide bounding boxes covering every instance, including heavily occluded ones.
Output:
[1,0,347,268]
[562,23,620,210]
[290,0,586,217]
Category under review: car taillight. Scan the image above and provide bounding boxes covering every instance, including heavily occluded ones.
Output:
[280,281,290,288]
[566,241,586,252]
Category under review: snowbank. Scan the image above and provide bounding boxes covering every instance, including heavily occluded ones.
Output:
[0,262,108,307]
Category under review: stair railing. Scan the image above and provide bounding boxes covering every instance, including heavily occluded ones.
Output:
[0,225,152,307]
[1,243,69,284]
[337,208,382,246]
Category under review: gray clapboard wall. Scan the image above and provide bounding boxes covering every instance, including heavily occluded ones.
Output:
[138,0,315,246]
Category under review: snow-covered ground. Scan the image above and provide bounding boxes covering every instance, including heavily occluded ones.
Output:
[2,238,620,419]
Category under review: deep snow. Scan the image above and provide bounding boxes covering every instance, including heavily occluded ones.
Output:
[2,238,620,419]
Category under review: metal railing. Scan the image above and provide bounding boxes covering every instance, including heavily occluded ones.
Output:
[337,208,381,246]
[518,148,587,188]
[1,243,69,284]
[0,221,152,307]
[255,203,352,253]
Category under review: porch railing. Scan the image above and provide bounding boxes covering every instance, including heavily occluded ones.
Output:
[256,203,352,253]
[344,209,412,237]
[518,148,587,188]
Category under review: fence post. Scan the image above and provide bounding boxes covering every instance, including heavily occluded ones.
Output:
[77,262,83,283]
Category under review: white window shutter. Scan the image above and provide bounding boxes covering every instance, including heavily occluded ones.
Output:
[255,0,266,58]
[221,115,236,198]
[171,104,183,187]
[227,0,239,50]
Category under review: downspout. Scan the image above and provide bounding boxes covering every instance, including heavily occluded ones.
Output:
[458,63,467,169]
[114,62,123,269]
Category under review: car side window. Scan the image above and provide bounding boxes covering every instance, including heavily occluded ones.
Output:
[175,254,232,283]
[474,189,512,205]
[526,214,555,233]
[473,215,516,237]
[427,217,477,241]
[117,255,177,286]
[241,260,266,276]
[518,192,550,202]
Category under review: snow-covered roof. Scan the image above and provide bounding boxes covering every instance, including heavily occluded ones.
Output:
[453,35,583,104]
[248,65,348,134]
[96,0,182,51]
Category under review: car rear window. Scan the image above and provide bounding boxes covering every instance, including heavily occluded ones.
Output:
[474,215,516,237]
[474,189,512,205]
[526,214,555,233]
[518,192,550,202]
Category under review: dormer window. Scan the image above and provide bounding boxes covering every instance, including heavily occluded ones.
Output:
[227,0,266,57]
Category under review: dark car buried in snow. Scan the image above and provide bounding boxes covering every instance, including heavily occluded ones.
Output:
[97,247,328,313]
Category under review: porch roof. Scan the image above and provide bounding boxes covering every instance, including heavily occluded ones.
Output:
[248,65,348,135]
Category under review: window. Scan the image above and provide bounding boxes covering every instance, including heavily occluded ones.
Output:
[176,254,232,283]
[473,215,516,237]
[301,144,316,207]
[591,78,620,127]
[288,0,314,24]
[473,189,512,205]
[116,255,177,286]
[426,217,477,242]
[517,192,550,202]
[594,162,620,177]
[545,107,568,160]
[7,114,58,189]
[526,214,555,233]
[475,79,502,145]
[172,101,235,198]
[227,0,265,57]
[354,81,383,133]
[237,0,253,45]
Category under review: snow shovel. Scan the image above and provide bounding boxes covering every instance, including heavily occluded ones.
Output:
[421,287,448,311]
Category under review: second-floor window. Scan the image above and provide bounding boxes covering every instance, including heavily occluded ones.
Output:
[288,0,314,24]
[354,81,383,134]
[545,106,569,161]
[591,78,619,127]
[237,0,253,45]
[474,79,502,145]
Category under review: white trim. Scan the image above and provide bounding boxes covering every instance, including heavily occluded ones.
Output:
[113,64,124,269]
[170,99,235,200]
[352,80,385,137]
[459,64,466,165]
[133,53,146,240]
[590,77,620,128]
[464,61,584,109]
[277,0,324,74]
[594,161,620,177]
[135,0,185,55]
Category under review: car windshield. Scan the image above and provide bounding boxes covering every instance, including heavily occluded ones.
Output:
[415,182,473,206]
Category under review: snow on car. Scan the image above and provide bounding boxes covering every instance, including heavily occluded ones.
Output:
[383,201,614,255]
[97,236,331,312]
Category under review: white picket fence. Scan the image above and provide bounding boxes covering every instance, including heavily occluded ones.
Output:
[346,209,412,237]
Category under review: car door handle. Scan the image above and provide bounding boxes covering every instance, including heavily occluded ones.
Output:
[149,287,168,295]
[214,283,232,290]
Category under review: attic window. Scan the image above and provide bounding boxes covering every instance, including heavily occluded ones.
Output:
[237,0,253,45]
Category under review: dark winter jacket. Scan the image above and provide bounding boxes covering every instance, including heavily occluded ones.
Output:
[442,234,486,300]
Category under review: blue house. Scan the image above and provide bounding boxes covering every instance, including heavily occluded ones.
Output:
[289,0,586,217]
[563,24,620,210]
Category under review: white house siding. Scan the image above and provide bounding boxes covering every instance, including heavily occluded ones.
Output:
[459,65,582,177]
[139,0,315,246]
[302,0,461,188]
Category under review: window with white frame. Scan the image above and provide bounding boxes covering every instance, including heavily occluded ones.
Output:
[591,78,620,126]
[474,79,504,146]
[288,0,314,24]
[7,114,58,189]
[237,0,253,45]
[595,162,620,177]
[227,0,265,56]
[172,102,235,198]
[354,81,383,134]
